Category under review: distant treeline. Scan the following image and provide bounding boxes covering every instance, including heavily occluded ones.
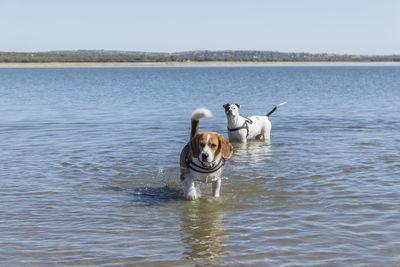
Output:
[0,52,188,63]
[1,51,400,63]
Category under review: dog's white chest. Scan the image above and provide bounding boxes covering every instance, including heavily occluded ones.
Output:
[228,128,247,141]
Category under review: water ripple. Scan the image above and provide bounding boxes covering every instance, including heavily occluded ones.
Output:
[1,66,400,265]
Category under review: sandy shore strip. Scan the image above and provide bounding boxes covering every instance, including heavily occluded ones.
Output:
[1,61,400,68]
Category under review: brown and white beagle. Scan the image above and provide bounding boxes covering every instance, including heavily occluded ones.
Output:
[180,107,233,200]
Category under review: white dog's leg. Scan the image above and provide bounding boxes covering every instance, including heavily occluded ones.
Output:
[263,130,271,141]
[263,120,272,143]
[262,130,271,144]
[212,178,221,197]
[183,174,200,200]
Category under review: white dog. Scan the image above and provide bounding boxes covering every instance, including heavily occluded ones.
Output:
[223,102,286,143]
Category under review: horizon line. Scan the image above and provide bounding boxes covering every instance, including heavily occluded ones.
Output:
[1,49,399,57]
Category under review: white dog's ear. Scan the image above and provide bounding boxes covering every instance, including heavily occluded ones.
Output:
[235,104,241,109]
[222,104,229,109]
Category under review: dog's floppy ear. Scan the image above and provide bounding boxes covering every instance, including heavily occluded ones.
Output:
[235,104,241,109]
[218,134,233,160]
[189,134,201,158]
[223,104,229,109]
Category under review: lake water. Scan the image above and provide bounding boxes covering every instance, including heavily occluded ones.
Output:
[1,65,400,266]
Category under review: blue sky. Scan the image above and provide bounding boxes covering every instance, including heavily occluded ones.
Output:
[1,0,399,55]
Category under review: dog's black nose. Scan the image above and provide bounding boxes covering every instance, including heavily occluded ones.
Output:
[201,153,209,161]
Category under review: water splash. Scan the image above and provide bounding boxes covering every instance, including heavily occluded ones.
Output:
[157,167,181,189]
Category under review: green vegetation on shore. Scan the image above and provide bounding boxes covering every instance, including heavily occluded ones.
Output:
[1,50,399,63]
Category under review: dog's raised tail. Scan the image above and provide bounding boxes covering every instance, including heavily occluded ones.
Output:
[190,107,212,139]
[266,102,287,117]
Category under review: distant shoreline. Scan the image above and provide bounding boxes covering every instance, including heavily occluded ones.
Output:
[1,61,400,68]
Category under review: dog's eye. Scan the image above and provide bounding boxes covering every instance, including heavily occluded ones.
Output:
[200,142,205,147]
[211,144,217,148]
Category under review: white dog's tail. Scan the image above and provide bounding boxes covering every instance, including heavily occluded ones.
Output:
[266,102,287,117]
[190,107,212,139]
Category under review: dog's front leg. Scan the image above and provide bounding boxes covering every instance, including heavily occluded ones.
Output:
[183,174,200,200]
[212,178,221,197]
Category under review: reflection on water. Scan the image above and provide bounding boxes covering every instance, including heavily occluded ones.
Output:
[232,141,271,158]
[180,200,229,265]
[230,141,272,171]
[148,168,231,264]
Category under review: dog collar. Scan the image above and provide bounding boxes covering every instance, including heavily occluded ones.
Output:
[188,158,225,174]
[185,147,225,174]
